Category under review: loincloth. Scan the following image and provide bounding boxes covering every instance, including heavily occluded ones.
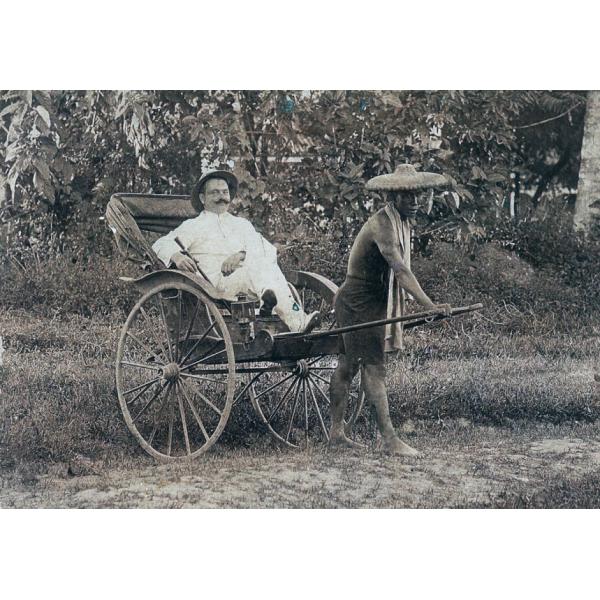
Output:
[334,275,388,364]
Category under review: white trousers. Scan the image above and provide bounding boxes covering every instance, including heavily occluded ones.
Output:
[213,258,307,332]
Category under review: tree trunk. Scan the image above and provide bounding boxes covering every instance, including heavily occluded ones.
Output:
[574,91,600,232]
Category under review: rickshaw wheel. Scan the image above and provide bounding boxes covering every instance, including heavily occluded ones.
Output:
[116,281,235,461]
[249,357,364,449]
[249,271,365,448]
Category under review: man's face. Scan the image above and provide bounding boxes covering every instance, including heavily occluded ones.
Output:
[201,178,231,214]
[394,191,420,220]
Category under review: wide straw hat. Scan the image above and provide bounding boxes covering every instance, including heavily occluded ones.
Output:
[366,164,449,191]
[191,169,239,212]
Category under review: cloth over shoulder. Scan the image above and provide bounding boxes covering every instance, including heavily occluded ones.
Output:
[383,204,412,352]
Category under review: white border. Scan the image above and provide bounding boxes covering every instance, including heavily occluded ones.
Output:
[2,1,598,597]
[1,510,598,599]
[2,0,598,89]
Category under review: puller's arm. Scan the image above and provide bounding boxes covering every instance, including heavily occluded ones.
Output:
[373,219,449,315]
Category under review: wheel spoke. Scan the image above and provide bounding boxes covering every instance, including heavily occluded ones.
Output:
[120,360,162,372]
[179,321,218,367]
[182,297,200,345]
[181,378,222,416]
[181,346,227,372]
[177,386,191,456]
[148,383,172,445]
[309,371,332,386]
[303,378,309,445]
[307,355,329,367]
[158,294,175,363]
[124,376,161,397]
[308,374,330,407]
[233,371,264,404]
[126,377,160,406]
[196,391,223,416]
[285,381,303,442]
[306,377,330,441]
[132,380,168,423]
[179,380,210,442]
[266,377,299,424]
[174,290,183,362]
[166,388,174,456]
[125,331,165,365]
[139,305,169,364]
[252,371,296,401]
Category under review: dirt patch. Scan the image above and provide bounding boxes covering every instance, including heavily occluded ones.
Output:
[3,424,600,508]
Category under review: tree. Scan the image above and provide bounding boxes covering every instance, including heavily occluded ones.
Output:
[574,91,600,232]
[0,90,590,263]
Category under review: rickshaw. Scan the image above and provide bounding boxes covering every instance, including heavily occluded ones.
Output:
[106,192,481,462]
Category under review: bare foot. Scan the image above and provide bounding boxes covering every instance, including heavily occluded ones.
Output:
[329,433,365,450]
[381,436,421,457]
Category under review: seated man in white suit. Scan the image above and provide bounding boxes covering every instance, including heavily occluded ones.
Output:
[152,169,320,333]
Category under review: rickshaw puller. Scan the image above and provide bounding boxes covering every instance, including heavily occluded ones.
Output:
[329,164,451,456]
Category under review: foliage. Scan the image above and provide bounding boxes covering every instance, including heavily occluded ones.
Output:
[0,90,589,264]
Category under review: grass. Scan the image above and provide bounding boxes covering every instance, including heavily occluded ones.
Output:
[2,303,600,508]
[1,246,600,507]
[2,307,599,465]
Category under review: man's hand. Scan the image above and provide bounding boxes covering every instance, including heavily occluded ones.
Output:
[170,251,197,273]
[433,303,452,317]
[221,251,246,276]
[421,301,452,317]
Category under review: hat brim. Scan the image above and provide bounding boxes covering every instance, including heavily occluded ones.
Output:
[191,170,239,212]
[366,171,450,191]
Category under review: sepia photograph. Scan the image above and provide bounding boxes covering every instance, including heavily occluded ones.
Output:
[1,89,599,509]
[3,2,600,598]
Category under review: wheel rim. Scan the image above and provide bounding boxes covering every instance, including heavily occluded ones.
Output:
[249,355,364,448]
[116,282,235,461]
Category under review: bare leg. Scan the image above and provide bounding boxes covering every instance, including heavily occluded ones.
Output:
[362,363,420,457]
[329,355,364,448]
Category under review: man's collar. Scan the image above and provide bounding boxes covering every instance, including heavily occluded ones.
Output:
[200,210,232,219]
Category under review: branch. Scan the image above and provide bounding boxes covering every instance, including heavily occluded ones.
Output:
[515,102,584,130]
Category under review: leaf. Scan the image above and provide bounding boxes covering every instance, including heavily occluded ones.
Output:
[455,185,474,202]
[33,158,51,182]
[34,170,55,204]
[7,164,19,196]
[33,90,52,110]
[471,165,487,180]
[425,189,434,215]
[486,172,506,183]
[380,92,403,109]
[33,169,42,193]
[0,103,21,118]
[447,191,460,210]
[35,116,50,136]
[35,105,51,128]
[4,142,20,162]
[19,90,33,105]
[0,172,8,204]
